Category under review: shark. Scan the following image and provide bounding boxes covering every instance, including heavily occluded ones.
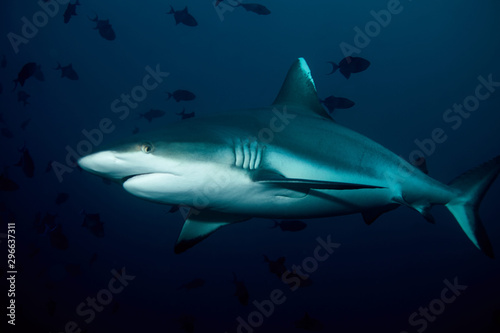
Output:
[78,58,500,256]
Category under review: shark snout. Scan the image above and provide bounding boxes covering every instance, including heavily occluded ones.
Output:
[78,151,124,179]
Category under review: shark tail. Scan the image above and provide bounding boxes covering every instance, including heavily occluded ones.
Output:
[445,155,500,258]
[270,220,280,229]
[167,6,175,15]
[166,92,172,100]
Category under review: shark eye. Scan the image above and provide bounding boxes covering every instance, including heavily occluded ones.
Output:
[141,143,154,154]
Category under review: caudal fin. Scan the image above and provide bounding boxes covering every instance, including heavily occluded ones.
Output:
[446,155,500,258]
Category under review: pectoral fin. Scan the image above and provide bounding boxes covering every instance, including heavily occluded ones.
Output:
[174,209,248,254]
[252,170,384,191]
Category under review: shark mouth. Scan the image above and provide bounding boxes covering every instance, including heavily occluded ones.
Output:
[121,172,179,184]
[122,172,162,183]
[122,174,148,183]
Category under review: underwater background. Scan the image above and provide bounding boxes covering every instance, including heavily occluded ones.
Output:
[1,0,500,332]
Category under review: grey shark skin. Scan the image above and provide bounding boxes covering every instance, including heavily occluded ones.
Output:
[78,58,500,256]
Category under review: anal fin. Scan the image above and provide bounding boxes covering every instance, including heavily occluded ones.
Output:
[362,204,399,225]
[393,195,435,224]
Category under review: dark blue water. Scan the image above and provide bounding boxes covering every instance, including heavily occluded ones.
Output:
[1,1,500,332]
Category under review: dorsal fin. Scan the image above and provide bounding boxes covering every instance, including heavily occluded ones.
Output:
[272,58,332,120]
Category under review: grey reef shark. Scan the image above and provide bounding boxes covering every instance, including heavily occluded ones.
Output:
[78,58,500,256]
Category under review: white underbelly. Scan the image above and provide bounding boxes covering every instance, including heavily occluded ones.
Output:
[122,158,395,218]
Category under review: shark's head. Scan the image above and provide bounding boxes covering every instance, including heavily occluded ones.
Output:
[78,139,171,180]
[78,137,190,204]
